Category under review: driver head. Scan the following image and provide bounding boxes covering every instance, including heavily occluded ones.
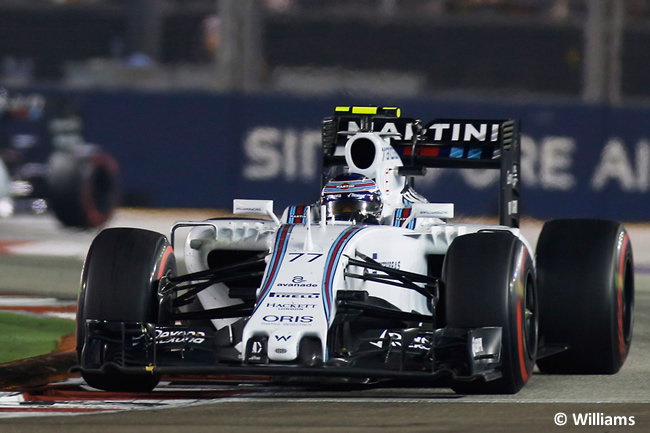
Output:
[321,174,382,223]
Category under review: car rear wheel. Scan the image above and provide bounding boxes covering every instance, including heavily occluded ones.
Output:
[535,219,634,374]
[47,145,120,228]
[77,228,175,392]
[443,231,538,394]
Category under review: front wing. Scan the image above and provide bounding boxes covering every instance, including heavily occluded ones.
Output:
[77,319,505,385]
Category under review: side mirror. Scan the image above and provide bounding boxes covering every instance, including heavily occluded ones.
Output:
[233,199,280,225]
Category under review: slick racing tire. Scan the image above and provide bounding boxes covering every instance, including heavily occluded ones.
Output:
[77,228,176,392]
[443,231,538,394]
[535,219,634,374]
[47,145,120,228]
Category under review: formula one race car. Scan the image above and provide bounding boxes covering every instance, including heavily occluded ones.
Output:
[76,106,634,394]
[0,90,119,227]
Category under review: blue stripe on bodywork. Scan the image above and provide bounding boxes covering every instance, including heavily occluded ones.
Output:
[406,217,416,230]
[287,205,310,224]
[450,147,464,158]
[393,208,416,229]
[468,147,482,159]
[393,208,404,227]
[321,226,365,321]
[253,224,294,311]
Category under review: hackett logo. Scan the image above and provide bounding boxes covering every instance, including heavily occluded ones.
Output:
[266,302,316,309]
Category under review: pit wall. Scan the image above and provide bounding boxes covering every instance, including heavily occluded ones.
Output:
[46,90,650,222]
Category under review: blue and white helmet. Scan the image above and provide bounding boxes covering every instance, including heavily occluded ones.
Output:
[321,174,382,222]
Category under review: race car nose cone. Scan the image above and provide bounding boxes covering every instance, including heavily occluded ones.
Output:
[268,332,298,361]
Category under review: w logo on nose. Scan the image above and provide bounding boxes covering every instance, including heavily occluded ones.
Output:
[274,335,291,341]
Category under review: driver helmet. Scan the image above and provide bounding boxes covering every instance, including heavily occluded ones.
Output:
[321,174,382,222]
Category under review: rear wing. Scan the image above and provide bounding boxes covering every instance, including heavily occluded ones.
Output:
[321,106,521,228]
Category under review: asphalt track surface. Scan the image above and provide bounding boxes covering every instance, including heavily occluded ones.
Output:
[0,209,649,432]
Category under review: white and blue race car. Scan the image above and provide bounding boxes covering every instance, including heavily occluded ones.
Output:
[76,106,634,394]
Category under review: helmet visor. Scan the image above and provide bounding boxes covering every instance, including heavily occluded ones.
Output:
[326,198,381,220]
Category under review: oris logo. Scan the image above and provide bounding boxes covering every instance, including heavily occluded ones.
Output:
[262,315,313,323]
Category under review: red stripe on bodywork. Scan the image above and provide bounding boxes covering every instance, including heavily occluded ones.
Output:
[323,228,362,314]
[419,147,440,157]
[257,225,292,300]
[323,236,348,312]
[404,146,440,157]
[294,205,305,224]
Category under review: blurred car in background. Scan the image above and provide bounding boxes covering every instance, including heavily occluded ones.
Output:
[0,89,120,228]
